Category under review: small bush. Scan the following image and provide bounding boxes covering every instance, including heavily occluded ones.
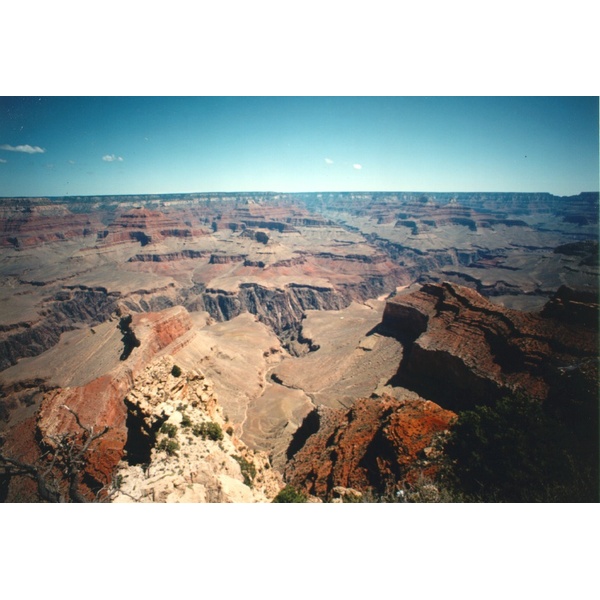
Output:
[171,365,182,378]
[272,485,307,503]
[157,439,180,457]
[181,414,193,428]
[160,422,178,438]
[192,421,223,441]
[233,455,257,488]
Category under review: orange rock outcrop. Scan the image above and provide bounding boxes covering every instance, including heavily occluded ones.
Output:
[285,395,456,498]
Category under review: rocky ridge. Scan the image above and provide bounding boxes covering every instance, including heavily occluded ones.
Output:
[281,282,598,500]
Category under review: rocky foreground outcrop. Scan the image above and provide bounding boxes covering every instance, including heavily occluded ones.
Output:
[112,357,282,503]
[284,394,455,499]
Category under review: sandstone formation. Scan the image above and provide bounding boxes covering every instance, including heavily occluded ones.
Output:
[96,207,200,247]
[0,202,101,248]
[1,306,196,500]
[1,306,283,502]
[281,282,597,500]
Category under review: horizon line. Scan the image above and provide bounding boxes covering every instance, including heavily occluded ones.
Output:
[0,190,598,200]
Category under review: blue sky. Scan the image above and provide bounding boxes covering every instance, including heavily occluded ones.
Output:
[0,96,597,197]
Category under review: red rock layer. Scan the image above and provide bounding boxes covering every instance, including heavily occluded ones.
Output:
[97,208,201,247]
[284,396,456,498]
[0,205,100,248]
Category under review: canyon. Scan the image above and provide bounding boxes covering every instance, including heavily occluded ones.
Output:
[0,191,597,502]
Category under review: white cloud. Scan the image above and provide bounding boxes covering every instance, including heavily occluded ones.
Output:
[102,154,124,162]
[353,163,362,170]
[0,144,45,154]
[0,158,7,163]
[324,157,334,164]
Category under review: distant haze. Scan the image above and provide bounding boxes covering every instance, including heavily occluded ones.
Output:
[0,96,598,197]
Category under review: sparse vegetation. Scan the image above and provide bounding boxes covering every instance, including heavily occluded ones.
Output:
[442,393,597,502]
[157,438,180,456]
[233,454,257,488]
[272,485,307,503]
[181,413,193,428]
[171,365,182,378]
[159,422,178,438]
[0,405,112,502]
[192,421,223,441]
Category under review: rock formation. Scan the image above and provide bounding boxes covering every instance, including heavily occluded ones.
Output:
[96,207,199,247]
[112,357,283,503]
[0,191,597,502]
[382,282,598,411]
[284,394,456,499]
[0,202,101,248]
[281,282,598,501]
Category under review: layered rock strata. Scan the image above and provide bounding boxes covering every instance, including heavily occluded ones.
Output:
[1,307,194,499]
[0,203,100,248]
[382,282,598,411]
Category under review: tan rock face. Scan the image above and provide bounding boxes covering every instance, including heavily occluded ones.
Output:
[2,312,284,502]
[284,395,455,499]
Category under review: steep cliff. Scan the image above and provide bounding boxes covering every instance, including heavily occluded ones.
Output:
[382,282,598,412]
[0,203,100,248]
[96,207,198,247]
[1,307,194,500]
[0,286,120,371]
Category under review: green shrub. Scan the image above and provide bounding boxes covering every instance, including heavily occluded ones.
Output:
[233,455,257,488]
[171,365,182,378]
[159,422,178,438]
[192,421,223,441]
[444,393,594,502]
[272,485,307,503]
[157,438,180,456]
[181,413,193,428]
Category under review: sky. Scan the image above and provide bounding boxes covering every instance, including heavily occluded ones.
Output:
[0,96,598,198]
